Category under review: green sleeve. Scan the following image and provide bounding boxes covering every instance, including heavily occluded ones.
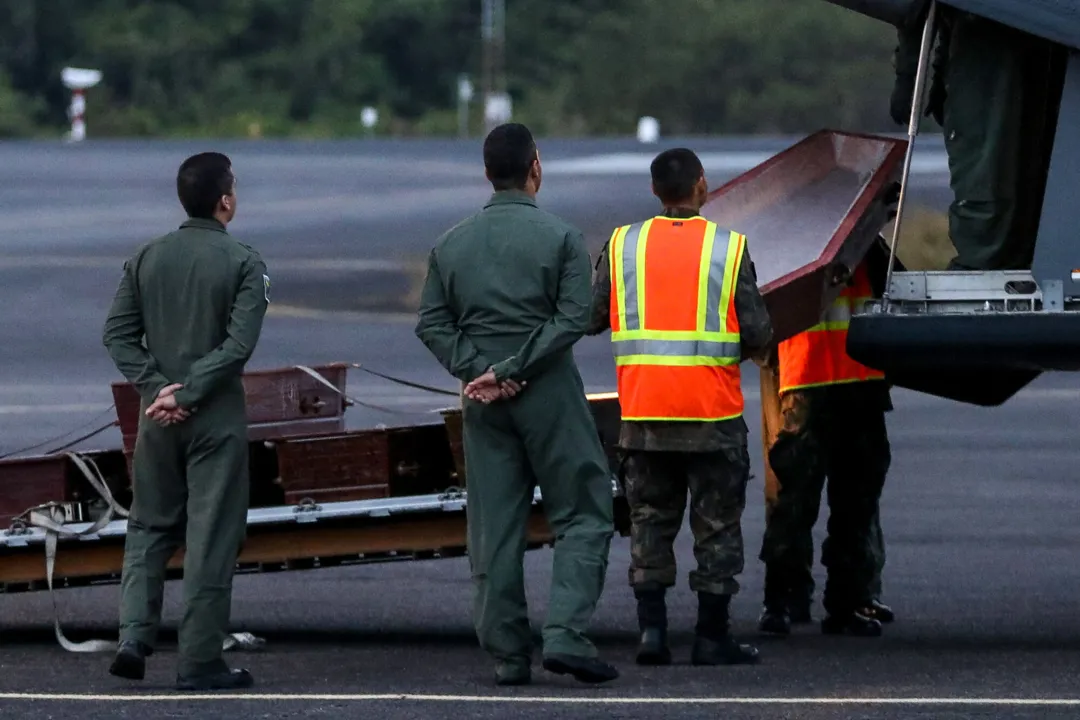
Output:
[102,259,173,402]
[491,229,592,383]
[585,239,612,336]
[413,249,493,383]
[172,254,269,408]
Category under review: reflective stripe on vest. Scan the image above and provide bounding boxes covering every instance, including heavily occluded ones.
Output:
[608,216,745,421]
[777,262,886,394]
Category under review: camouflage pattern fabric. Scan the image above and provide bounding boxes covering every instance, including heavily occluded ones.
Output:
[759,383,891,616]
[624,446,751,596]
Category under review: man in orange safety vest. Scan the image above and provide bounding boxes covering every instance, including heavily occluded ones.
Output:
[587,148,773,666]
[757,257,893,637]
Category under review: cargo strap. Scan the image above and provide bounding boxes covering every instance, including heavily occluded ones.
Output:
[13,452,264,655]
[294,364,457,416]
[346,363,459,397]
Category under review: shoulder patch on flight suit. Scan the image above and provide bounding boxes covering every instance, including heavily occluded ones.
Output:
[263,274,271,302]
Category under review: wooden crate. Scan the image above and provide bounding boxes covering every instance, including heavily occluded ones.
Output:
[269,423,457,505]
[439,392,624,484]
[0,455,83,528]
[111,363,351,473]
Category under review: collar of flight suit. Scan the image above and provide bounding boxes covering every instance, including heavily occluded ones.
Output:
[179,217,228,233]
[484,189,538,209]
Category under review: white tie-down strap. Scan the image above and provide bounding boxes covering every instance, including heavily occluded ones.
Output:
[17,452,264,654]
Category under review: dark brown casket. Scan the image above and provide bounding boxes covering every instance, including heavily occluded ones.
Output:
[438,392,624,485]
[262,422,457,505]
[701,129,906,345]
[112,363,460,505]
[111,363,350,470]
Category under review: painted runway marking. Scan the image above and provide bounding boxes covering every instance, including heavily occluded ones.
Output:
[0,256,417,272]
[1,693,1079,705]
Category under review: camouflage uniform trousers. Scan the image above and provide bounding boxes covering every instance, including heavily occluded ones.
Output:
[624,445,751,596]
[759,384,890,616]
[774,476,888,607]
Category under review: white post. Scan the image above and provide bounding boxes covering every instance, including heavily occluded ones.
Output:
[61,67,102,143]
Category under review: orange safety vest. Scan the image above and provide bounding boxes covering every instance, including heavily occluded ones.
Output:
[777,262,886,394]
[608,215,745,421]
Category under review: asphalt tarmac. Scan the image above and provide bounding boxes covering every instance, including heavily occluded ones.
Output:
[6,136,1080,719]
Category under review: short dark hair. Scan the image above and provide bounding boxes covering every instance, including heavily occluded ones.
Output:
[483,123,537,191]
[650,148,704,204]
[176,152,235,219]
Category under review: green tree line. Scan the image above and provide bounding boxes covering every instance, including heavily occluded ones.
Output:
[0,0,903,139]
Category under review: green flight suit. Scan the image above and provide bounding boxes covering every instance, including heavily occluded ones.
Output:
[414,190,615,674]
[102,217,269,678]
[892,6,1057,270]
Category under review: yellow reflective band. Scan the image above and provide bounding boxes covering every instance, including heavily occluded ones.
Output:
[614,354,740,367]
[611,225,629,332]
[718,231,744,324]
[612,329,739,342]
[802,320,850,332]
[622,412,743,422]
[696,222,719,333]
[635,219,653,329]
[780,376,886,393]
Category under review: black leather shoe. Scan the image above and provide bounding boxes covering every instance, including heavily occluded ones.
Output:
[109,639,153,680]
[495,664,531,686]
[863,599,895,623]
[636,627,672,665]
[757,609,791,636]
[788,603,813,624]
[176,668,255,691]
[821,611,882,637]
[691,636,760,665]
[542,653,619,683]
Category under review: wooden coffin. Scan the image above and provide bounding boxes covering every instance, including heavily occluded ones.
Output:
[111,363,350,473]
[265,423,457,505]
[438,392,624,485]
[701,129,906,345]
[0,451,130,528]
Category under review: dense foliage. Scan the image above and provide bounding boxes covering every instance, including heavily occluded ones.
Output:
[0,0,903,138]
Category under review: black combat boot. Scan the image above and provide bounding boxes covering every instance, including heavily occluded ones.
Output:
[691,592,760,665]
[757,565,791,636]
[109,639,153,680]
[634,583,671,665]
[788,600,813,625]
[821,610,882,636]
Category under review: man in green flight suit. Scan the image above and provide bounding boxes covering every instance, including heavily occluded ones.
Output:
[102,151,268,690]
[414,123,618,687]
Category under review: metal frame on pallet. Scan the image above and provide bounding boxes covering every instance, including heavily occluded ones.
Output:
[0,479,622,551]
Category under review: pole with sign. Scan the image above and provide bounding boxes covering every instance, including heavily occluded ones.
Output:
[61,67,102,143]
[458,75,473,138]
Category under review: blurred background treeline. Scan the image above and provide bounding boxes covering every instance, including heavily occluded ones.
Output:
[0,0,904,139]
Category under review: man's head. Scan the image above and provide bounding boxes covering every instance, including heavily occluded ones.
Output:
[176,152,237,224]
[483,123,542,195]
[650,148,707,210]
